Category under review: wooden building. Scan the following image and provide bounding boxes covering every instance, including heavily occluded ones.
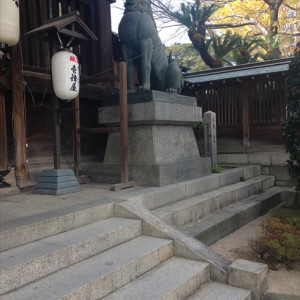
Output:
[183,58,291,147]
[0,0,121,188]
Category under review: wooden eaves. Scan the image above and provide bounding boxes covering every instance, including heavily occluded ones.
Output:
[184,58,292,84]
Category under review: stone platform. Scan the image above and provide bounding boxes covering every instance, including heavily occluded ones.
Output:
[98,91,211,186]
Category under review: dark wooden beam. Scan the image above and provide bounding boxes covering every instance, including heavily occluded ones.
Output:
[11,45,28,188]
[0,72,11,89]
[96,0,113,76]
[0,91,8,170]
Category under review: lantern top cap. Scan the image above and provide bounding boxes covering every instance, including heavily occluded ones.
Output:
[24,11,97,47]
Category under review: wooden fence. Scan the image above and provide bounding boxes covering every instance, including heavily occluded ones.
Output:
[184,65,289,145]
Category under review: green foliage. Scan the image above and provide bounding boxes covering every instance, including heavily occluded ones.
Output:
[166,43,209,72]
[171,0,218,33]
[240,175,246,182]
[211,165,223,173]
[282,46,300,188]
[230,32,263,65]
[271,207,300,230]
[249,213,300,262]
[206,30,241,66]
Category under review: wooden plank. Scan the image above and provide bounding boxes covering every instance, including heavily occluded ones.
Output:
[110,181,139,191]
[0,91,8,170]
[11,45,28,187]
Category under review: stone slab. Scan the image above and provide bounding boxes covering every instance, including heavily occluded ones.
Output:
[93,158,211,187]
[104,125,200,164]
[102,90,197,106]
[3,236,173,300]
[99,101,202,125]
[283,187,300,207]
[102,257,209,300]
[228,259,268,300]
[187,281,251,300]
[0,218,142,294]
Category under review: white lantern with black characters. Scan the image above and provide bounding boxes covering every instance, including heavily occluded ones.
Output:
[51,50,80,100]
[0,0,20,46]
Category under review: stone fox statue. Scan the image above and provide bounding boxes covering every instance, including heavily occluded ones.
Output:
[118,0,182,93]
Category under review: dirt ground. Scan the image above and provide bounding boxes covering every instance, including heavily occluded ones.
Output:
[210,210,300,296]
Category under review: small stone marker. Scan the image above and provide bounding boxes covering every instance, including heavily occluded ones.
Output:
[204,111,217,167]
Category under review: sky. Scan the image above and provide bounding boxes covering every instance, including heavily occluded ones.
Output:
[110,1,190,46]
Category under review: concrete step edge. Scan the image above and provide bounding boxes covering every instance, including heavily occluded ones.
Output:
[116,166,262,210]
[180,186,284,245]
[0,217,142,295]
[3,236,174,300]
[0,199,115,252]
[187,281,251,300]
[151,175,275,227]
[102,257,210,300]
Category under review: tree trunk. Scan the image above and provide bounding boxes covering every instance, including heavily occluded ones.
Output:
[188,30,215,69]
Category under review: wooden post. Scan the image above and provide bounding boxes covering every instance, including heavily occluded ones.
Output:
[119,62,128,183]
[97,0,113,76]
[73,95,81,176]
[52,95,61,169]
[242,81,250,147]
[11,45,28,187]
[110,62,138,191]
[0,91,8,170]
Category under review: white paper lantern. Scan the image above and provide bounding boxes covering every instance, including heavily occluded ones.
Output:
[51,51,80,100]
[0,0,20,46]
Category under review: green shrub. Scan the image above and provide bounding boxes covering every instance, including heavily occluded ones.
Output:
[211,165,223,173]
[240,175,246,182]
[249,215,300,262]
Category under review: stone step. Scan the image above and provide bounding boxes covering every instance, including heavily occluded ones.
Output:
[3,236,173,300]
[0,217,142,295]
[102,257,210,300]
[112,165,261,211]
[0,199,115,252]
[151,175,275,227]
[187,281,251,300]
[181,186,284,245]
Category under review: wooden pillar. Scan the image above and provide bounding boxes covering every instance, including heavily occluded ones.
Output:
[97,0,113,75]
[0,91,8,170]
[242,80,250,147]
[11,45,28,188]
[52,95,61,169]
[73,96,81,176]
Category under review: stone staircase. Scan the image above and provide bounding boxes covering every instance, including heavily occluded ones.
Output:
[1,165,282,299]
[149,166,283,245]
[0,208,250,299]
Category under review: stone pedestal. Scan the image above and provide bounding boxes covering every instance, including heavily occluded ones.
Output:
[34,169,80,195]
[98,91,211,186]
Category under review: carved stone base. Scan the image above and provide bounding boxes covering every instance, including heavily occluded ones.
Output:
[98,91,210,186]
